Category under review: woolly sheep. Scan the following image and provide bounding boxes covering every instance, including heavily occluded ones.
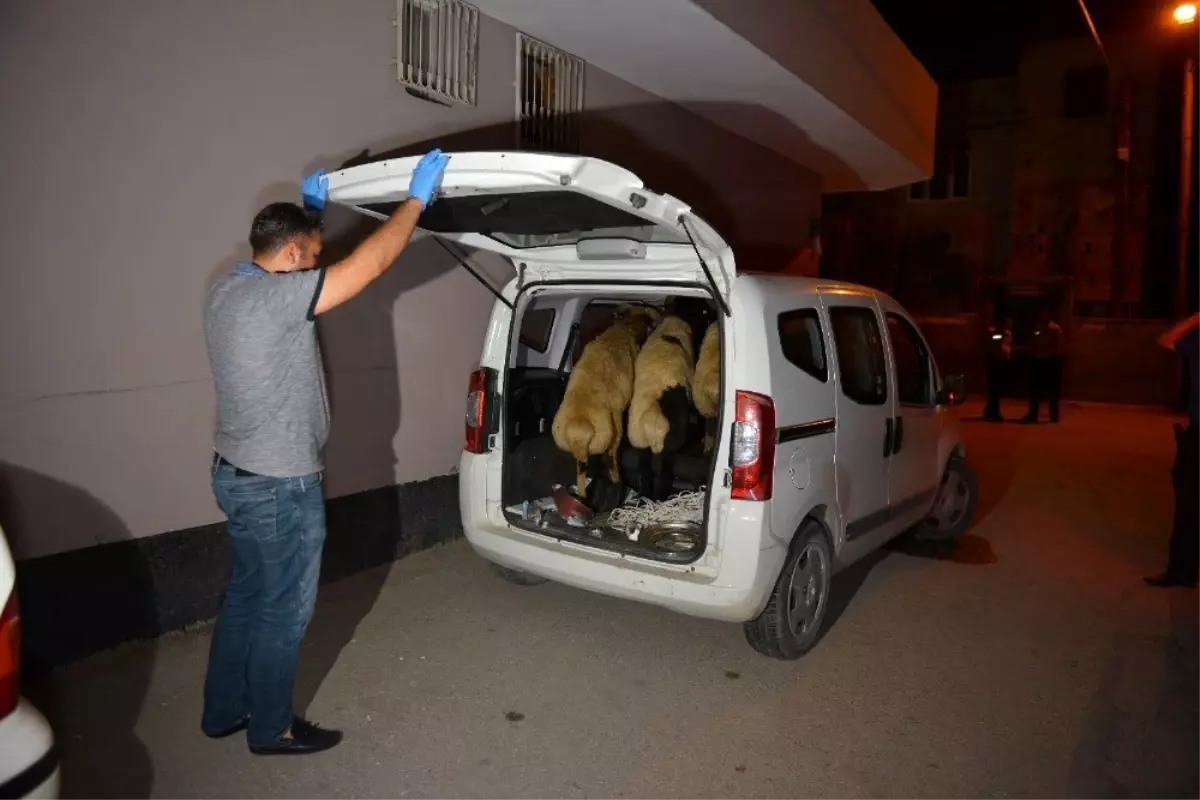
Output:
[551,304,660,502]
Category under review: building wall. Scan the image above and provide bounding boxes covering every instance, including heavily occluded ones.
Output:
[823,77,1019,315]
[692,0,937,187]
[824,34,1179,406]
[1007,35,1163,314]
[0,1,819,564]
[0,0,510,562]
[1,0,824,667]
[1008,40,1114,298]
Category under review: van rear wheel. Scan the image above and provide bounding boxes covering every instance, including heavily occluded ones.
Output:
[744,521,832,660]
[490,564,548,586]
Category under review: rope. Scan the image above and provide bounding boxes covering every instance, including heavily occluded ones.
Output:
[606,490,706,538]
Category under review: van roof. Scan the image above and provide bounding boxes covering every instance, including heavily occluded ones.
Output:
[737,273,889,302]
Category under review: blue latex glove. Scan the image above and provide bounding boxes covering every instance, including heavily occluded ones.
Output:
[301,168,328,213]
[408,149,450,209]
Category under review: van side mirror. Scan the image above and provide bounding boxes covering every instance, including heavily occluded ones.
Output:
[938,374,967,406]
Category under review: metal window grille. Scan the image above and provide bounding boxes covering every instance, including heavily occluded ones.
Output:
[396,0,479,106]
[517,33,585,153]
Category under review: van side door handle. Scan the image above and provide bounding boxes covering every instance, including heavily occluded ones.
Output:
[884,417,894,458]
[893,416,905,455]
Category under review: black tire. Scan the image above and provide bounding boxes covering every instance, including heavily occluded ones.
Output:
[490,563,548,586]
[913,455,978,542]
[743,521,833,660]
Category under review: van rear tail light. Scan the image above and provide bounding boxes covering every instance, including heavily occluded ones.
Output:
[464,368,492,454]
[0,593,20,719]
[730,390,776,501]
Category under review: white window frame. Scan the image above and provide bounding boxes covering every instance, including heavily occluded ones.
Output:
[396,0,479,106]
[516,33,586,152]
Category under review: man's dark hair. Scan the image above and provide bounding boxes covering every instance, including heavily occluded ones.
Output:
[249,202,324,255]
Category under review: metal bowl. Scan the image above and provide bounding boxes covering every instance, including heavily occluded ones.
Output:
[639,522,703,554]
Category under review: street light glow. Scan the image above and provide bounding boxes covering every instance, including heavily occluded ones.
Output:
[1175,2,1198,24]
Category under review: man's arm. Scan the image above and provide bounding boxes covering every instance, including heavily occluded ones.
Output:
[309,149,449,316]
[1157,312,1200,351]
[314,199,423,315]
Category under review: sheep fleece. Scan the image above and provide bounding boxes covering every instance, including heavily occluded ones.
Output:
[627,315,696,453]
[693,321,721,418]
[551,313,650,466]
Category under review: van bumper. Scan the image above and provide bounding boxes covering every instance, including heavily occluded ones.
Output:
[459,480,786,624]
[0,700,59,799]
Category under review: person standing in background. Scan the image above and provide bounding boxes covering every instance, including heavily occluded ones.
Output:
[983,315,1014,422]
[1022,308,1065,424]
[1145,312,1199,588]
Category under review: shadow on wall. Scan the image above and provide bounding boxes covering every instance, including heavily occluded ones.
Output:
[0,462,156,799]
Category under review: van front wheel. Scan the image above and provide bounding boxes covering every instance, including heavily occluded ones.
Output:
[913,455,978,542]
[743,521,832,660]
[490,564,548,586]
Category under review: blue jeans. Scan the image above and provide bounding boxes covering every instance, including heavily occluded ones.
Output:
[201,461,326,746]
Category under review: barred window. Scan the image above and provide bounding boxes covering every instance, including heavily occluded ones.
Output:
[396,0,479,106]
[518,33,585,152]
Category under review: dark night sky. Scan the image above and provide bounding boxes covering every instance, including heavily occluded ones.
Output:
[869,0,1171,81]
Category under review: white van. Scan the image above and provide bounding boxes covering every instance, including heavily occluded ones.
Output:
[0,525,59,799]
[325,152,977,659]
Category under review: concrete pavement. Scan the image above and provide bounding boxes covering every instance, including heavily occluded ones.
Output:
[28,401,1199,798]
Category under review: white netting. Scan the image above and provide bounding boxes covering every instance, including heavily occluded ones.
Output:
[606,491,706,538]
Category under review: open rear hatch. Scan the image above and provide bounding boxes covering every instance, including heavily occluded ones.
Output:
[323,151,736,310]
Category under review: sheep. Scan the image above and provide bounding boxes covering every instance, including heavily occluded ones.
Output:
[551,304,660,506]
[627,314,697,500]
[692,321,721,453]
[664,296,716,356]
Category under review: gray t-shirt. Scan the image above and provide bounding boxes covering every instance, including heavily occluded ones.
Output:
[204,261,329,477]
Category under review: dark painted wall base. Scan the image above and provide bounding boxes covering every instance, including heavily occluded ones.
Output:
[15,474,461,673]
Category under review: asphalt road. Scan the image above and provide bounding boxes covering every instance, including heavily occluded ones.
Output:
[29,401,1200,798]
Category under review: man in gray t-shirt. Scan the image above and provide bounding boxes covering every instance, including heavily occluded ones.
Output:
[201,149,449,756]
[206,256,329,477]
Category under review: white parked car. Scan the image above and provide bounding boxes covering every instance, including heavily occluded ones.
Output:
[0,527,59,798]
[325,152,977,659]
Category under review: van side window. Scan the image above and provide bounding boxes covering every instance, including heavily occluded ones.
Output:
[777,309,828,382]
[518,307,556,353]
[886,313,935,406]
[829,306,888,405]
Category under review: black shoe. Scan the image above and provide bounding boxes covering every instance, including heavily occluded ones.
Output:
[249,718,343,756]
[1144,572,1199,588]
[203,716,249,739]
[1020,415,1038,424]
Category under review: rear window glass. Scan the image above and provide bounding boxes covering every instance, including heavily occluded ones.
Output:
[777,309,827,382]
[518,308,555,353]
[361,191,689,249]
